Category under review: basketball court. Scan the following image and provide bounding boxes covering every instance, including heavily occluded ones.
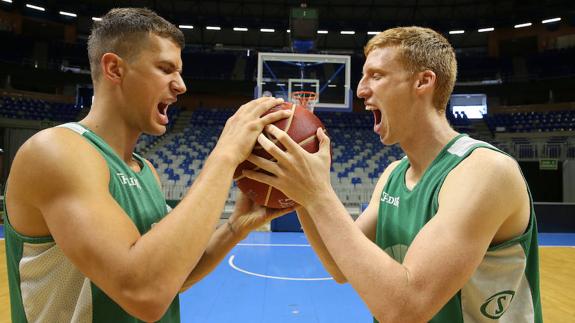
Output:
[1,227,574,322]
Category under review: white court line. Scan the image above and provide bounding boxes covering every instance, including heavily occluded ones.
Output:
[228,255,333,281]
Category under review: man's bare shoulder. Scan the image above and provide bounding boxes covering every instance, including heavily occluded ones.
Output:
[7,127,111,235]
[439,146,528,242]
[18,127,106,167]
[9,127,109,201]
[458,147,520,178]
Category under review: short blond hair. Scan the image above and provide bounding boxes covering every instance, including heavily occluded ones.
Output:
[365,26,457,111]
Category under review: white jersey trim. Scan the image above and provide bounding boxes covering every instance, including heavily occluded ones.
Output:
[57,122,88,135]
[448,136,495,157]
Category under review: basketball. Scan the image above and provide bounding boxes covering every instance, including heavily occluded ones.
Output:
[233,102,326,208]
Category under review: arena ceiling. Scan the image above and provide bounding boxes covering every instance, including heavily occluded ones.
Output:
[6,0,575,50]
[42,0,574,29]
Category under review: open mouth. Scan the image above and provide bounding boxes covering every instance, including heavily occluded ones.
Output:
[157,102,169,124]
[158,102,168,115]
[372,109,382,133]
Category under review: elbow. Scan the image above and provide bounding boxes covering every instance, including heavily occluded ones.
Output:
[132,302,170,323]
[374,311,424,323]
[371,298,428,323]
[117,276,178,322]
[324,265,347,284]
[332,274,347,284]
[120,288,175,322]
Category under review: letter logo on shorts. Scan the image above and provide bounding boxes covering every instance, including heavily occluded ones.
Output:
[480,290,515,319]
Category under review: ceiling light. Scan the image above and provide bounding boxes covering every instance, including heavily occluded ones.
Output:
[478,27,494,32]
[514,22,532,28]
[542,18,561,24]
[59,11,77,18]
[25,4,45,11]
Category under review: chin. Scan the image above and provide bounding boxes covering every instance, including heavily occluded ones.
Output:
[380,134,397,146]
[146,124,167,136]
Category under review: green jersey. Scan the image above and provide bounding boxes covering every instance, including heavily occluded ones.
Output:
[3,122,180,322]
[375,134,542,322]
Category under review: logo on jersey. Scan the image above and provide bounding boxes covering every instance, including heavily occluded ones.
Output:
[116,172,142,189]
[381,191,400,207]
[480,290,515,319]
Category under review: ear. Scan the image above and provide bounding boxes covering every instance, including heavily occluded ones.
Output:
[414,70,436,93]
[100,53,124,84]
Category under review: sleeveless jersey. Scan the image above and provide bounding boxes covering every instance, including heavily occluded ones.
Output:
[375,134,542,323]
[3,122,180,322]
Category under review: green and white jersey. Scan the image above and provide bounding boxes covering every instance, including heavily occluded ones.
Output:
[3,122,180,322]
[375,134,542,323]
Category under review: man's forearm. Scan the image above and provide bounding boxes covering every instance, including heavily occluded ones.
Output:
[180,220,245,291]
[297,208,346,282]
[131,152,238,297]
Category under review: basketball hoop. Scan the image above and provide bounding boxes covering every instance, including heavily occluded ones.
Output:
[292,91,318,112]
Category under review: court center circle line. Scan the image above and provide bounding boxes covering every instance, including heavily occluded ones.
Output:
[228,255,333,281]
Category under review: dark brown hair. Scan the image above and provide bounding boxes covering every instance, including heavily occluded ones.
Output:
[88,7,184,82]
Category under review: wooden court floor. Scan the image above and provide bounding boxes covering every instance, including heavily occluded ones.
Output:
[0,243,573,322]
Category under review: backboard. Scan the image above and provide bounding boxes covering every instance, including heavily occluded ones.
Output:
[255,52,352,111]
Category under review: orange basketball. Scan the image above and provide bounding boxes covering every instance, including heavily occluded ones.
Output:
[233,102,326,208]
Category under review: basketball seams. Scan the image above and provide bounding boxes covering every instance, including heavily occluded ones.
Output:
[234,133,318,182]
[283,103,296,133]
[296,134,318,147]
[254,103,295,151]
[264,185,273,206]
[235,104,325,208]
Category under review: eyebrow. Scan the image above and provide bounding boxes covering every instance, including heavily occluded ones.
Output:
[159,60,183,74]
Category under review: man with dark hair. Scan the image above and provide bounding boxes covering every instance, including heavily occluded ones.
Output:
[245,26,542,322]
[4,7,291,322]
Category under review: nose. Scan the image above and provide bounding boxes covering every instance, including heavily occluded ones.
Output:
[171,73,187,95]
[356,76,370,99]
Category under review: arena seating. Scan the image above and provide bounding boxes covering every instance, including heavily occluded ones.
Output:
[139,108,405,205]
[136,107,575,206]
[484,110,575,133]
[4,91,573,208]
[0,95,81,121]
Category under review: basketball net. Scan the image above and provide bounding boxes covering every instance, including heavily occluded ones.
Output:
[291,91,318,113]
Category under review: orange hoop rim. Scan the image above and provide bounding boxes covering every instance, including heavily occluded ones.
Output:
[291,91,318,108]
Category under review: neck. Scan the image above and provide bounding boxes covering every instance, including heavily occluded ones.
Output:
[80,94,140,164]
[400,111,459,179]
